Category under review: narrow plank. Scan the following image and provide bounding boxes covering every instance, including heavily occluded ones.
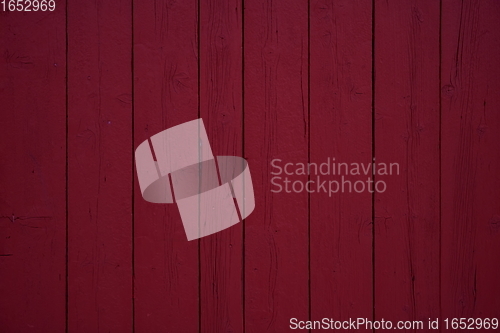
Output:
[133,0,200,331]
[67,0,133,331]
[441,0,500,321]
[0,6,67,332]
[244,0,309,330]
[374,0,441,326]
[309,0,373,330]
[199,0,244,332]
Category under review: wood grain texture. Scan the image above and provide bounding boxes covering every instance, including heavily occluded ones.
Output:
[1,2,500,332]
[441,0,500,320]
[0,6,67,332]
[374,0,441,325]
[199,0,244,332]
[309,0,373,330]
[244,0,310,331]
[67,0,133,331]
[133,0,200,331]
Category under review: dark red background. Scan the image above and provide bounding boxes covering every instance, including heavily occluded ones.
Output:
[1,0,499,332]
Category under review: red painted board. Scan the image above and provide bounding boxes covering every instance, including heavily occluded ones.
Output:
[441,0,500,324]
[133,0,200,331]
[199,0,244,332]
[244,0,310,331]
[374,0,441,327]
[2,2,500,332]
[309,0,373,331]
[0,6,67,332]
[67,0,133,331]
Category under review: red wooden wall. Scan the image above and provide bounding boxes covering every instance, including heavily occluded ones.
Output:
[1,0,499,332]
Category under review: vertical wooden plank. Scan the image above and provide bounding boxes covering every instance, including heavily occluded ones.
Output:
[67,1,133,331]
[0,5,67,332]
[244,0,309,330]
[199,0,243,332]
[441,0,500,321]
[309,0,373,330]
[133,0,200,331]
[374,0,441,326]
